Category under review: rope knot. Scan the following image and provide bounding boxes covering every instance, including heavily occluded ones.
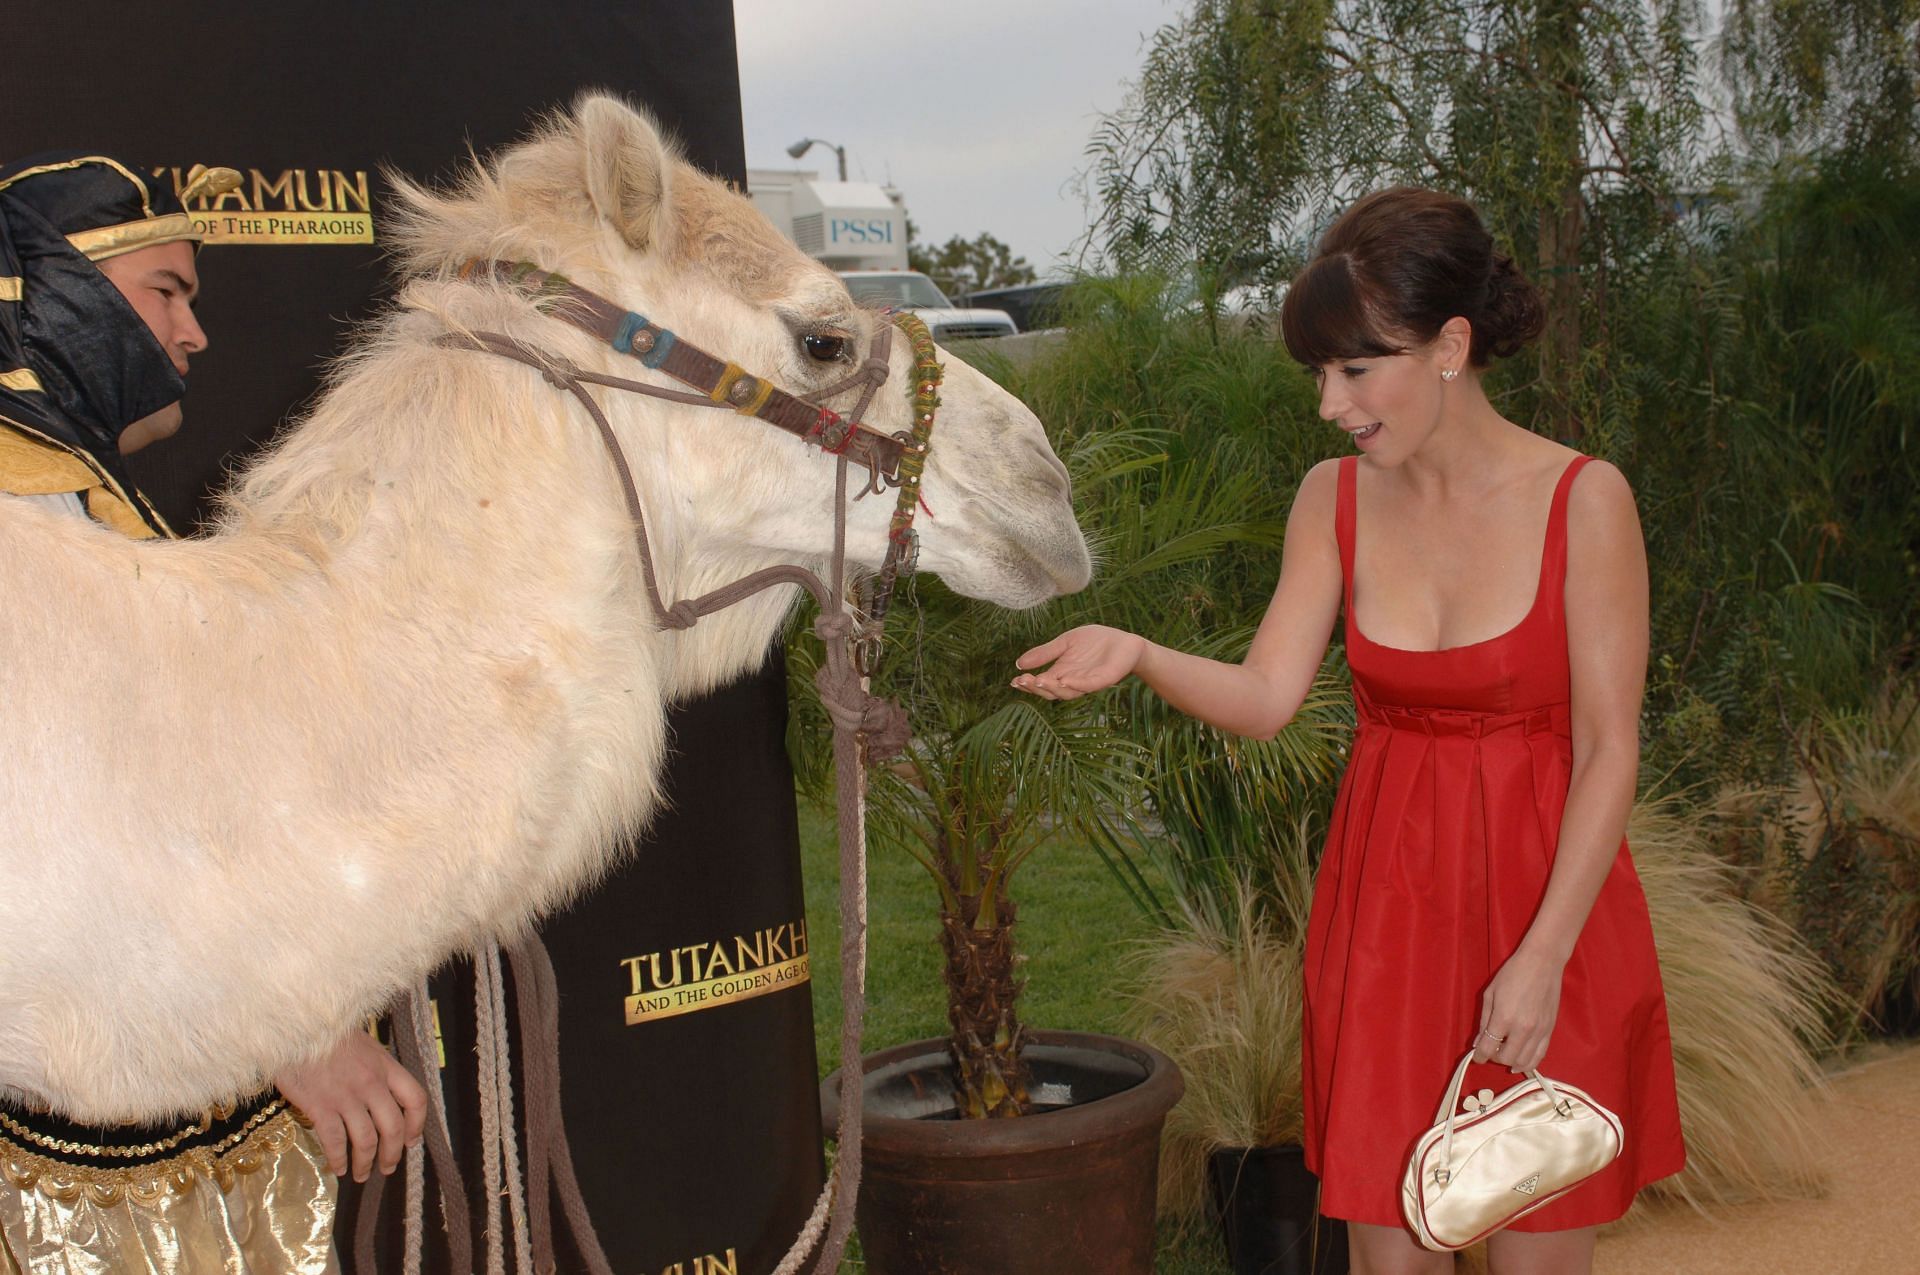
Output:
[660,600,699,631]
[856,695,911,762]
[811,663,911,763]
[813,612,856,643]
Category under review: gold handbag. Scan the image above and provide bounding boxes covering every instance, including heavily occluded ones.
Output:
[1401,1049,1624,1251]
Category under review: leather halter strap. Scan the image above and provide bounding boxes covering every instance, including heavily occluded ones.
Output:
[459,258,906,481]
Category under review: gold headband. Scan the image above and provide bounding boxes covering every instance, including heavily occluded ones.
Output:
[64,166,243,262]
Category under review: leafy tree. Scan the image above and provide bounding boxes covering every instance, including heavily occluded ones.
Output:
[1719,0,1920,165]
[1084,0,1708,435]
[907,230,1038,299]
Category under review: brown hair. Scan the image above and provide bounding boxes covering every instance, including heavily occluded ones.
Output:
[1280,187,1544,368]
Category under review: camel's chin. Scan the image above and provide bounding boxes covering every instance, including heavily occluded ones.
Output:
[933,536,1092,609]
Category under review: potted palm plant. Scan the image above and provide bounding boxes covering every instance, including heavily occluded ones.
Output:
[796,424,1193,1272]
[813,617,1183,1274]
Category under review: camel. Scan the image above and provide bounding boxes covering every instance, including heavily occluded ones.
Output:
[0,93,1090,1124]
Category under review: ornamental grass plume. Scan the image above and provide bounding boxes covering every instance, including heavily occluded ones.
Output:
[1627,792,1838,1211]
[1121,819,1316,1220]
[1782,683,1920,1033]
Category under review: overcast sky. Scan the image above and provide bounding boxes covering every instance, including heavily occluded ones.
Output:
[734,0,1181,279]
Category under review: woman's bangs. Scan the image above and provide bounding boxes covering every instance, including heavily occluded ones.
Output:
[1280,255,1402,366]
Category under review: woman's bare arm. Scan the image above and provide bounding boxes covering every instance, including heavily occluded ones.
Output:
[1476,460,1648,1071]
[1013,459,1345,739]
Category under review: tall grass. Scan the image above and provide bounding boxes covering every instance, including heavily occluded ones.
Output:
[1775,683,1920,1033]
[1121,820,1318,1219]
[1626,794,1839,1210]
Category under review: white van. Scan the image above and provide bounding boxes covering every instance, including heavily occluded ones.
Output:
[836,271,1017,342]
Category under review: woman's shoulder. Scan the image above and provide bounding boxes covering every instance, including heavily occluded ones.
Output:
[1288,457,1344,519]
[1548,448,1640,575]
[1510,434,1631,509]
[1542,441,1632,514]
[1301,456,1346,490]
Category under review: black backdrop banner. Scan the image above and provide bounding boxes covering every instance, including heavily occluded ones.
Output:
[5,0,748,531]
[5,5,827,1272]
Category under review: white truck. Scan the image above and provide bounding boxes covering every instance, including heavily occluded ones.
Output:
[835,270,1016,342]
[747,168,1016,340]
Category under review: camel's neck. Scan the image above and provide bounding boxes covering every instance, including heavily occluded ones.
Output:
[216,299,803,710]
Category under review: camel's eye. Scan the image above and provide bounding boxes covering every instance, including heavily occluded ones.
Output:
[802,333,848,363]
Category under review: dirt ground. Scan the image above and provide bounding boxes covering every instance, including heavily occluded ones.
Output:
[1593,1044,1920,1274]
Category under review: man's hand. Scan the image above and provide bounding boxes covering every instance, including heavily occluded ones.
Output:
[275,1029,429,1181]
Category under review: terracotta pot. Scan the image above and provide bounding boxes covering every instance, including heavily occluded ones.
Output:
[820,1030,1183,1275]
[1208,1144,1349,1275]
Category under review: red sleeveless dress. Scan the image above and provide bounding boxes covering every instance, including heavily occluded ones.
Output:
[1301,454,1686,1229]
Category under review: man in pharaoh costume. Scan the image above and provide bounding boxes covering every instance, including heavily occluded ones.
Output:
[0,152,425,1274]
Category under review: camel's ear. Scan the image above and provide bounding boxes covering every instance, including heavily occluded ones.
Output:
[576,93,674,253]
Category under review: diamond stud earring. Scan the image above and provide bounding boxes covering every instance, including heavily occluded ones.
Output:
[1441,368,1459,382]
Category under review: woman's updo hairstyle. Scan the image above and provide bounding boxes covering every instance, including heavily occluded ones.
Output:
[1280,187,1544,369]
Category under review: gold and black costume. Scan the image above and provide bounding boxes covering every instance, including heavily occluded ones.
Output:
[0,1100,334,1275]
[0,152,336,1274]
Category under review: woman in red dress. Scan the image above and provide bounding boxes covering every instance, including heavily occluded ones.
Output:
[1014,187,1685,1273]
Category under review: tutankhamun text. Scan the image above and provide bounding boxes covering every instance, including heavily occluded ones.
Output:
[620,922,810,1025]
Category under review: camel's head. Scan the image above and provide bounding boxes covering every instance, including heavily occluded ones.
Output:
[391,93,1090,611]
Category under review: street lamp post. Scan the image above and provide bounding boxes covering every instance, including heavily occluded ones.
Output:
[785,136,847,182]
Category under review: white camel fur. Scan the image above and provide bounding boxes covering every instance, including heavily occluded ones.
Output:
[0,94,1090,1123]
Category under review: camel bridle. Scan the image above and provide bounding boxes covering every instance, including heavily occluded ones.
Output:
[405,259,933,1275]
[441,259,935,671]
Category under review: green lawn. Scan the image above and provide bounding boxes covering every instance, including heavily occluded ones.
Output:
[796,798,1235,1273]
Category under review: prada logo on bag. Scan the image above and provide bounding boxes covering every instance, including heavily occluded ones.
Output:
[1513,1174,1541,1196]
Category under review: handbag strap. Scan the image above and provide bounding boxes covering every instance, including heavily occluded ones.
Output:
[1432,1050,1568,1174]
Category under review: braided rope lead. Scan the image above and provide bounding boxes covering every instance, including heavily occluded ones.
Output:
[402,1136,425,1275]
[487,941,534,1274]
[475,950,505,1275]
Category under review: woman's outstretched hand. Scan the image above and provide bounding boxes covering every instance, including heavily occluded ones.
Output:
[1012,625,1148,701]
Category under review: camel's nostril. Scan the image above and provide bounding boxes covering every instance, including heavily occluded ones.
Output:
[1027,439,1072,499]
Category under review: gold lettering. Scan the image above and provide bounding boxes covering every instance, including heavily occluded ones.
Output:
[620,955,648,996]
[703,943,736,980]
[734,930,767,970]
[254,169,298,211]
[790,920,809,958]
[765,926,790,964]
[705,1248,739,1274]
[647,948,685,989]
[331,170,372,212]
[294,169,330,212]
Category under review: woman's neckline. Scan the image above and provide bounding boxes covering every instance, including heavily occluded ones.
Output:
[1347,454,1583,655]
